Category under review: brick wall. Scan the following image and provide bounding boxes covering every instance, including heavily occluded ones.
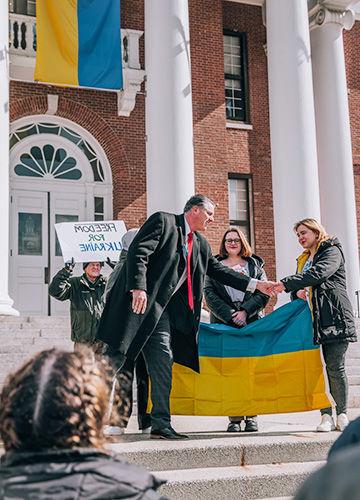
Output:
[345,23,360,256]
[9,2,360,283]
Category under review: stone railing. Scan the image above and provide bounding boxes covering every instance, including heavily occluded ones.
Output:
[9,13,142,69]
[9,13,36,57]
[9,13,145,116]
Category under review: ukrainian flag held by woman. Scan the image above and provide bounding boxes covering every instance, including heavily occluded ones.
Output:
[35,0,123,90]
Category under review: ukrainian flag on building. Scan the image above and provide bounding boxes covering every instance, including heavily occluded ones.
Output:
[170,300,330,416]
[35,0,123,90]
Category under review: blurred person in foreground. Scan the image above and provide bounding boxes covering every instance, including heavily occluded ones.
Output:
[204,227,269,432]
[0,348,166,500]
[294,444,360,500]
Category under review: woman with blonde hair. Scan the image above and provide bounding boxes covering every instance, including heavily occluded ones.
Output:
[0,348,165,499]
[276,219,356,432]
[204,227,269,432]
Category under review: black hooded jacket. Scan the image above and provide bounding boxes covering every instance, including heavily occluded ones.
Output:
[0,448,166,500]
[281,237,356,345]
[204,254,269,326]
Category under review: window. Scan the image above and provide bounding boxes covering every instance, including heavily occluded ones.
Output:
[94,197,104,221]
[11,122,105,182]
[224,31,249,122]
[228,175,253,244]
[9,0,36,16]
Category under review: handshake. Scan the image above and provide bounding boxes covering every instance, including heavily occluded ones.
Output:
[256,280,286,297]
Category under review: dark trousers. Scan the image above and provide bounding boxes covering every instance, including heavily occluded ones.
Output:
[141,310,173,430]
[105,348,151,430]
[106,310,173,430]
[321,341,349,416]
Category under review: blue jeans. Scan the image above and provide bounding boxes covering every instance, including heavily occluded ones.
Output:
[321,342,349,416]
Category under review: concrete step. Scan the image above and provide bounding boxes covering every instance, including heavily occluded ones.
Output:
[156,461,323,500]
[346,358,360,366]
[349,386,360,407]
[349,375,360,386]
[107,433,335,472]
[345,365,360,376]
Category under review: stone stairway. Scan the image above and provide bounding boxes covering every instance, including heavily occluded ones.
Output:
[0,316,359,499]
[110,413,360,499]
[0,315,72,389]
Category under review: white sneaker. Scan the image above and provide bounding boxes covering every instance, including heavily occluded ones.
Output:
[316,414,335,432]
[336,413,349,432]
[141,427,151,434]
[103,425,125,436]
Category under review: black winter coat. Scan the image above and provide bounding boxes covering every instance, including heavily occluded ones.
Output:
[281,238,356,345]
[0,448,166,500]
[49,268,106,343]
[204,254,269,326]
[96,212,253,372]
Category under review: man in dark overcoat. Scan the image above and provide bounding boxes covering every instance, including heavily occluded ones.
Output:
[97,194,273,439]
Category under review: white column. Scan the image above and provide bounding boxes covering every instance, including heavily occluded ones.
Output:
[145,0,195,215]
[266,0,321,289]
[310,7,360,307]
[0,3,18,315]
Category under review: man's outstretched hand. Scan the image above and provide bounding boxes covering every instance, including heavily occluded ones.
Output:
[132,289,147,314]
[256,280,285,297]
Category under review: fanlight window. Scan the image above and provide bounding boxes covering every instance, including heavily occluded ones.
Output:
[14,145,82,180]
[10,122,105,182]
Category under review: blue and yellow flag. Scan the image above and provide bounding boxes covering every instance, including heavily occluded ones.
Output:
[35,0,123,90]
[170,301,330,416]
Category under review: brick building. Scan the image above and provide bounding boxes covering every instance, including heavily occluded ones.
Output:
[1,0,359,316]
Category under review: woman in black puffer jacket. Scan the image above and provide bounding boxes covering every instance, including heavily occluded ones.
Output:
[277,218,356,434]
[204,227,269,433]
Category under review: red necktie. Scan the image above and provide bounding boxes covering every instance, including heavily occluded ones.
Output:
[187,232,194,310]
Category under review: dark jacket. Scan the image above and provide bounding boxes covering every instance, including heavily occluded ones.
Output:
[49,268,106,343]
[0,448,166,499]
[105,249,128,301]
[96,212,253,373]
[328,416,360,459]
[204,254,269,325]
[281,238,356,345]
[294,444,360,500]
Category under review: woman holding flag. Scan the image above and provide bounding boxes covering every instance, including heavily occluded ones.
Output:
[204,227,269,432]
[275,219,356,433]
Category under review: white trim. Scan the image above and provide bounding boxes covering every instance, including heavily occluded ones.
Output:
[224,0,263,5]
[10,115,113,219]
[10,135,94,184]
[226,121,253,130]
[11,115,113,184]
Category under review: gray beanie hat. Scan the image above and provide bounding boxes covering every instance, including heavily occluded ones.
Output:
[121,228,139,251]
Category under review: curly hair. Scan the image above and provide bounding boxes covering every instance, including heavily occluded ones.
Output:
[0,348,124,453]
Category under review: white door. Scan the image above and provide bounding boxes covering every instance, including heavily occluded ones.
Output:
[10,189,86,315]
[50,190,86,316]
[10,190,48,315]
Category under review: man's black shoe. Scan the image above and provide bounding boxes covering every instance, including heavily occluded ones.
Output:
[150,427,189,440]
[244,417,258,432]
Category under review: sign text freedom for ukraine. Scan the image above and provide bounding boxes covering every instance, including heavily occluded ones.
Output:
[55,220,127,263]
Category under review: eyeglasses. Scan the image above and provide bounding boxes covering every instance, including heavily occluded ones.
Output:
[225,238,241,244]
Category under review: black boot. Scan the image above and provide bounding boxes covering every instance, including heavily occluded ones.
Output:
[244,417,258,432]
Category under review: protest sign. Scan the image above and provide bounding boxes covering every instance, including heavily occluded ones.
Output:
[55,220,127,263]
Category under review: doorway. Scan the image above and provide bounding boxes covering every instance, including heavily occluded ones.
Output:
[9,116,113,315]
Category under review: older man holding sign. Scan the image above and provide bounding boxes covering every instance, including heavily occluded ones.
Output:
[49,220,127,349]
